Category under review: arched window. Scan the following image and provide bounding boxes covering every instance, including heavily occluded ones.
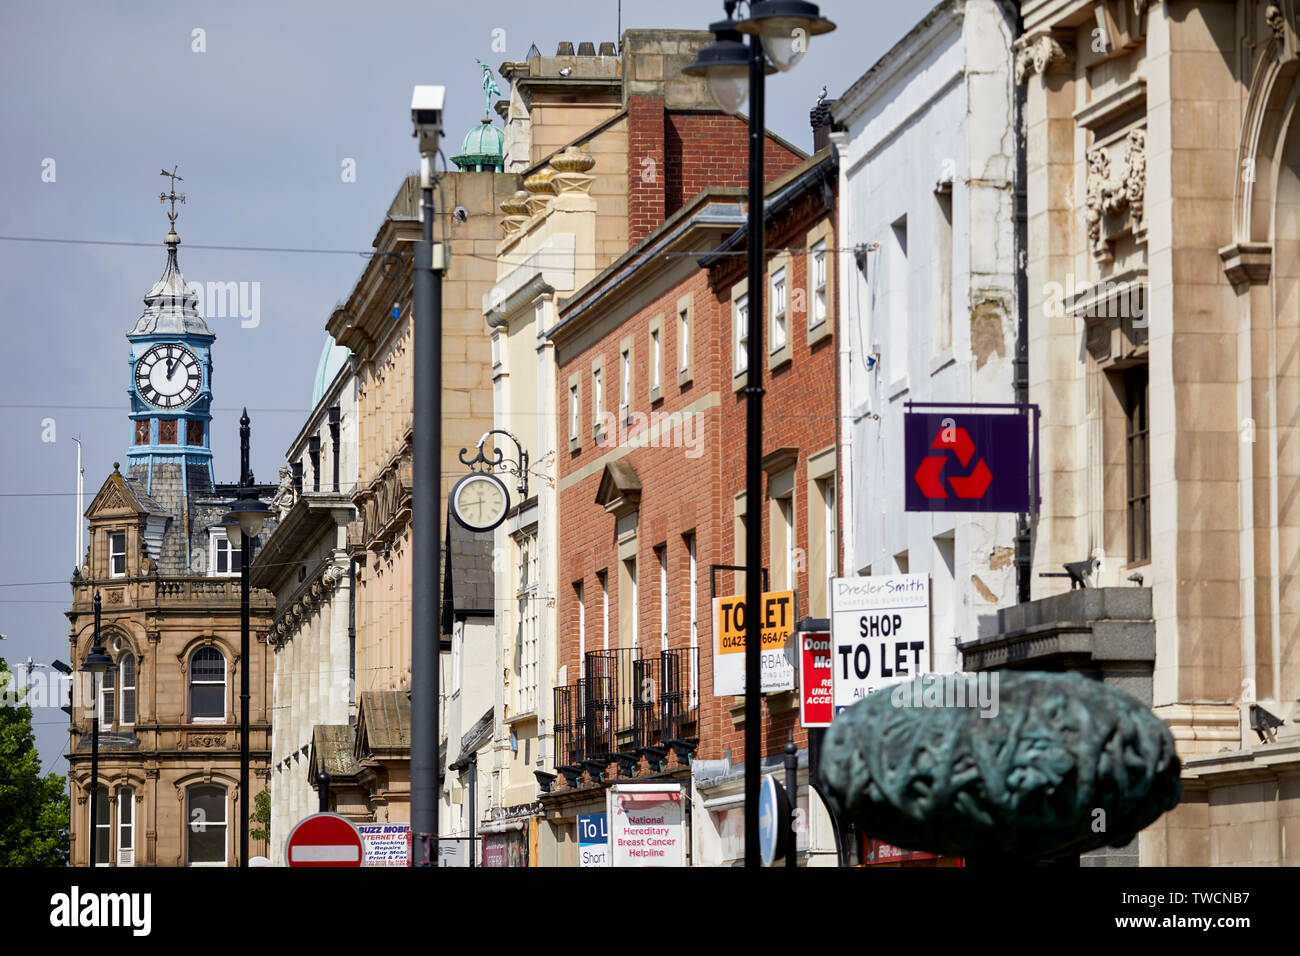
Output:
[189,647,225,722]
[117,786,135,867]
[186,784,227,866]
[119,653,136,727]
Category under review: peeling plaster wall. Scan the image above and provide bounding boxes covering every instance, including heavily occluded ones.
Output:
[832,0,1021,672]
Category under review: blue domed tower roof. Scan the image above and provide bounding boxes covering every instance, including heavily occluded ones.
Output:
[451,118,505,172]
[313,335,350,407]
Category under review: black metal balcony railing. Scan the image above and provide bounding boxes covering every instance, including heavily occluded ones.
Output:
[552,647,699,783]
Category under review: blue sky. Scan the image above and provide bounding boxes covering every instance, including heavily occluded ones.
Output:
[0,0,926,774]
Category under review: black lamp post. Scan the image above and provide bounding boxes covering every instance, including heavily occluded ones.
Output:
[81,591,111,867]
[684,0,834,869]
[222,409,273,868]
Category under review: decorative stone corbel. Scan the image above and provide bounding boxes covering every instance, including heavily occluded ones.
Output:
[1014,31,1072,84]
[499,189,531,238]
[1085,127,1147,261]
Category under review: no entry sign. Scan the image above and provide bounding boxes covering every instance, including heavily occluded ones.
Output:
[829,575,930,714]
[285,812,364,867]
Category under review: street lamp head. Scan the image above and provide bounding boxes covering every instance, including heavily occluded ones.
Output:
[410,85,446,156]
[682,17,770,114]
[222,492,272,544]
[81,644,112,677]
[736,0,836,72]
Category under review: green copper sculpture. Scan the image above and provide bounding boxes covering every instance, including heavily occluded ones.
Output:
[820,671,1182,861]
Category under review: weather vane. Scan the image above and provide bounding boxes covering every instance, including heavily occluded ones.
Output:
[477,59,501,119]
[159,165,186,227]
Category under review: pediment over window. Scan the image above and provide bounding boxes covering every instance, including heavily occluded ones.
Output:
[594,461,641,517]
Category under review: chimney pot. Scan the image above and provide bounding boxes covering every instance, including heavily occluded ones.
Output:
[556,41,575,56]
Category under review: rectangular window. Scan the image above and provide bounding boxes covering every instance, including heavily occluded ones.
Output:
[117,787,134,867]
[134,420,150,446]
[620,347,632,423]
[780,497,795,590]
[569,384,579,441]
[159,419,178,444]
[99,666,115,727]
[811,241,828,328]
[186,419,204,446]
[651,329,661,391]
[599,570,609,657]
[109,532,126,577]
[575,581,586,671]
[656,545,668,651]
[212,533,241,576]
[119,655,136,726]
[515,532,539,715]
[771,268,787,353]
[92,785,109,866]
[620,557,638,652]
[736,294,749,374]
[934,185,953,353]
[890,215,909,382]
[685,532,698,710]
[1126,365,1150,563]
[679,307,690,372]
[186,786,227,866]
[592,368,603,426]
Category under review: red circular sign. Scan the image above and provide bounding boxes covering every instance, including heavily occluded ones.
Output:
[284,813,364,867]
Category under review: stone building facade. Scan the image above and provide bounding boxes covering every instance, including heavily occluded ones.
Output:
[998,0,1300,864]
[66,223,276,867]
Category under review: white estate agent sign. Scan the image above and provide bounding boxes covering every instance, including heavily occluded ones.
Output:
[607,782,686,867]
[829,575,930,715]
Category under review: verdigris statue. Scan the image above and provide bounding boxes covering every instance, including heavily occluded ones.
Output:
[820,671,1182,861]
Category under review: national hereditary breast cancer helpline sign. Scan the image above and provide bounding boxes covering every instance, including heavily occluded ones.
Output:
[829,575,931,714]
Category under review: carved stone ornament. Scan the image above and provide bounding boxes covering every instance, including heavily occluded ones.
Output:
[1267,3,1286,41]
[1085,128,1146,261]
[1014,33,1066,84]
[820,671,1182,861]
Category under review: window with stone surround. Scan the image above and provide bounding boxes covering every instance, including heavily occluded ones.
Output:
[134,420,149,445]
[186,784,227,866]
[1125,365,1150,564]
[109,531,126,577]
[189,647,226,722]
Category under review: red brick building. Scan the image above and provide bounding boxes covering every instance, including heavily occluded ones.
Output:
[542,148,840,865]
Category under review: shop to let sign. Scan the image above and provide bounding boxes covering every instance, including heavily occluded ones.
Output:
[712,590,796,696]
[829,575,930,714]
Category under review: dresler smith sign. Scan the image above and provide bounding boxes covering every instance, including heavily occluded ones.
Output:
[829,575,930,714]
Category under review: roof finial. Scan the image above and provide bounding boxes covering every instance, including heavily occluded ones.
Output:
[159,166,186,240]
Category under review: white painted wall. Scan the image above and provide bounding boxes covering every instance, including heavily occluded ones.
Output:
[833,0,1021,672]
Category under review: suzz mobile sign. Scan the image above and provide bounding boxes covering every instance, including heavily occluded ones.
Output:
[829,575,930,715]
[905,408,1036,513]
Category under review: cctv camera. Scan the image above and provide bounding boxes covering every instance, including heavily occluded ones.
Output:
[452,205,469,223]
[411,85,446,155]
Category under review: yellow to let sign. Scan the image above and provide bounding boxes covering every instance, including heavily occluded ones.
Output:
[711,590,797,694]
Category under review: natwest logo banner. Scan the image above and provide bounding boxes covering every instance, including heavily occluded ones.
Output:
[905,410,1032,513]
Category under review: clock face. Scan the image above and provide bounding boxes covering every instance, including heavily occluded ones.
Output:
[135,344,201,408]
[451,473,510,532]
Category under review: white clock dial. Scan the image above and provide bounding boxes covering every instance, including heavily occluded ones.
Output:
[451,473,510,532]
[136,344,201,408]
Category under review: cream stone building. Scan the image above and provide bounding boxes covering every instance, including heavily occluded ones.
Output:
[249,339,357,862]
[980,0,1300,865]
[323,151,514,855]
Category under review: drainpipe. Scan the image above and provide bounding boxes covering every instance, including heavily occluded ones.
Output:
[1012,3,1032,605]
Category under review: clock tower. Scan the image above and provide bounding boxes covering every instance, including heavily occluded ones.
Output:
[125,173,215,492]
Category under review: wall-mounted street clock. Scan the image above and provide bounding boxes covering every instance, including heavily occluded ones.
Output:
[450,472,510,532]
[135,343,201,409]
